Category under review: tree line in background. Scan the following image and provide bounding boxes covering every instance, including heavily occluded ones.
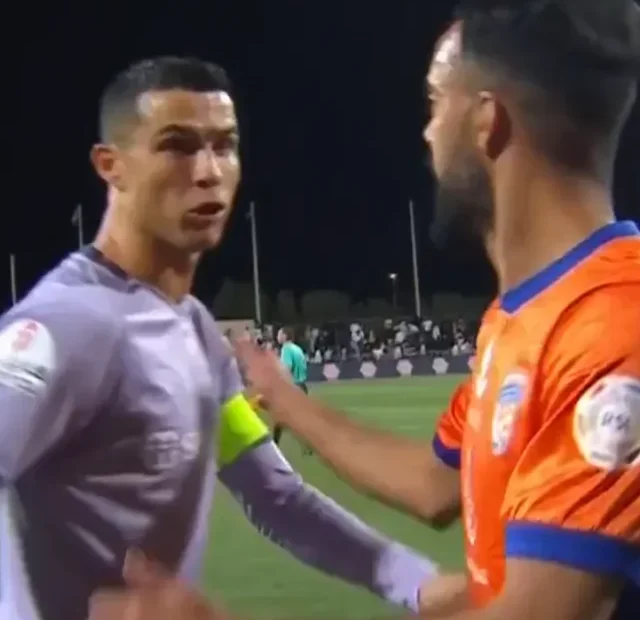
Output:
[211,280,491,322]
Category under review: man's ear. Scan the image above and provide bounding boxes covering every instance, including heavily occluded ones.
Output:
[473,93,511,162]
[90,144,126,192]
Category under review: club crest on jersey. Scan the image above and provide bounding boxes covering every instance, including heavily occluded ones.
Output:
[492,373,528,455]
[574,375,640,471]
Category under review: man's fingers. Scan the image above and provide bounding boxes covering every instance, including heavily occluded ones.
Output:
[89,580,233,620]
[232,337,256,361]
[123,549,166,586]
[266,349,280,364]
[232,338,290,395]
[89,590,140,620]
[246,390,265,410]
[88,591,117,620]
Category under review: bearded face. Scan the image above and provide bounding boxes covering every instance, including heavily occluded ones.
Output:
[430,124,494,248]
[424,23,494,249]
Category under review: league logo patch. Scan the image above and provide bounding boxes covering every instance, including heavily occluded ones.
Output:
[492,373,528,456]
[0,320,55,397]
[574,375,640,471]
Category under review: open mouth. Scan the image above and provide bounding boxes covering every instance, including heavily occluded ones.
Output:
[189,201,226,217]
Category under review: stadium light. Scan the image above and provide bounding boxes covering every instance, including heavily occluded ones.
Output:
[388,273,398,313]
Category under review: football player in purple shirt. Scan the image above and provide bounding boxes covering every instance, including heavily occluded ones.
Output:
[0,57,438,620]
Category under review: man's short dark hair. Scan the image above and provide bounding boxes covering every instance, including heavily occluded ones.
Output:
[99,56,232,143]
[456,0,640,176]
[281,326,295,342]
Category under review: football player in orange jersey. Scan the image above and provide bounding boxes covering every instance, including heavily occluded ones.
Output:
[235,1,640,618]
[89,1,640,619]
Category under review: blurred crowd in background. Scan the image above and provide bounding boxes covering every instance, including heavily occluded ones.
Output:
[240,317,478,363]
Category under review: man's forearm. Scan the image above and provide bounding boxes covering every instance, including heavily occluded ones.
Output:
[262,380,458,522]
[218,440,438,612]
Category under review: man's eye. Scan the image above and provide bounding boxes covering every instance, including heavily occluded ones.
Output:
[215,137,239,154]
[161,137,199,155]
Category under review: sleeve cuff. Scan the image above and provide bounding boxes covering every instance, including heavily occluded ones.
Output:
[506,521,640,584]
[432,434,461,469]
[375,542,439,612]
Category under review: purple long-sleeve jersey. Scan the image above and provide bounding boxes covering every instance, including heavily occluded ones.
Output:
[0,248,435,620]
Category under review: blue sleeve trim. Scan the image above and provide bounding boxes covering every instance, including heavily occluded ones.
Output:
[631,558,640,585]
[506,521,640,584]
[432,434,461,470]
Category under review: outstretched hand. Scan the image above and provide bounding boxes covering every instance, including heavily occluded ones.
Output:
[233,337,293,406]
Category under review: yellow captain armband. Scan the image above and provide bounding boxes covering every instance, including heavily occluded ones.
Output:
[217,393,270,466]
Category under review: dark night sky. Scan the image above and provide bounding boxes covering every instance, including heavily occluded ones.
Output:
[7,0,640,312]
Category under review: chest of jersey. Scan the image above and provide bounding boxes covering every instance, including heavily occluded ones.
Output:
[461,313,539,602]
[120,306,221,476]
[71,301,220,491]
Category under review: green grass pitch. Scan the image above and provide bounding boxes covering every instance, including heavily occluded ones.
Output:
[205,375,466,618]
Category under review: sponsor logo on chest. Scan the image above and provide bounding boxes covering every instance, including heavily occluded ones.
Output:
[143,429,202,472]
[491,372,529,456]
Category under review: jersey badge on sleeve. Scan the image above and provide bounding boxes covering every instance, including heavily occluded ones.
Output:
[0,319,55,397]
[492,372,528,456]
[574,375,640,471]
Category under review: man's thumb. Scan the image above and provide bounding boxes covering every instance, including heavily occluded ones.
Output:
[123,549,166,586]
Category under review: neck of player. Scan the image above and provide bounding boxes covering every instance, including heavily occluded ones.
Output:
[489,164,615,296]
[94,211,198,303]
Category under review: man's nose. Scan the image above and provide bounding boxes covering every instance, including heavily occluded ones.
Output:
[193,147,222,188]
[423,121,434,147]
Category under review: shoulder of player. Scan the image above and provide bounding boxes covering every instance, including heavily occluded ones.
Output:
[478,298,500,328]
[184,295,232,353]
[543,281,640,364]
[470,298,499,348]
[559,281,640,330]
[184,295,223,335]
[0,285,123,353]
[185,294,214,318]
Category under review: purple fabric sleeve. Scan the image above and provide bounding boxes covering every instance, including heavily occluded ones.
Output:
[219,351,245,403]
[218,441,437,612]
[203,307,437,611]
[189,301,243,403]
[0,292,121,486]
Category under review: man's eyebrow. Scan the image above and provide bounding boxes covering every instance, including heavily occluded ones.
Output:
[215,125,239,136]
[155,123,239,137]
[156,123,195,136]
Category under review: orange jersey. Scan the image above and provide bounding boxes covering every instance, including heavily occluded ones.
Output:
[433,221,640,615]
